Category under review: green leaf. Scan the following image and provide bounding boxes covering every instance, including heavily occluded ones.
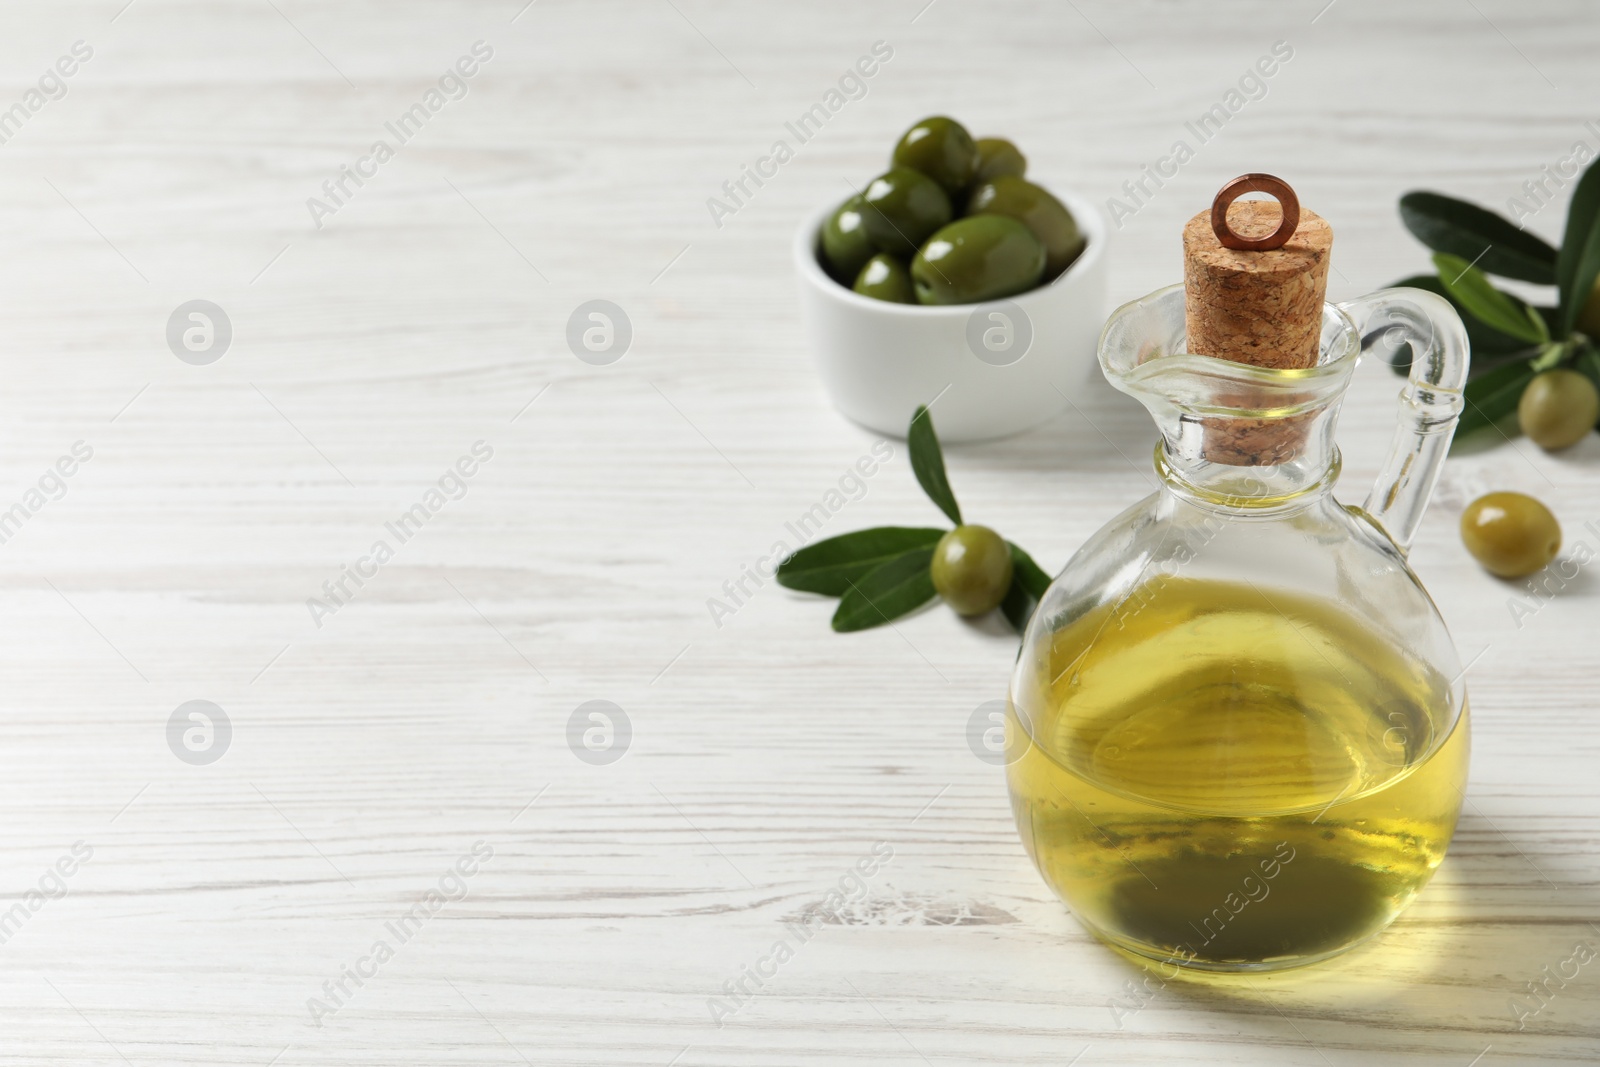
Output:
[1530,340,1567,373]
[1574,343,1600,398]
[999,583,1032,635]
[1009,542,1051,600]
[1433,254,1549,344]
[831,546,938,632]
[775,526,947,596]
[1557,158,1600,335]
[1000,542,1052,635]
[1536,307,1563,341]
[1454,356,1537,441]
[1526,305,1552,343]
[908,405,961,526]
[1399,191,1557,284]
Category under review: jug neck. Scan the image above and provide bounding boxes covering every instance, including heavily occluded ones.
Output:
[1154,435,1342,511]
[1152,384,1348,509]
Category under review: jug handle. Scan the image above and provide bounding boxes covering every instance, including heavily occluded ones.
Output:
[1336,287,1469,553]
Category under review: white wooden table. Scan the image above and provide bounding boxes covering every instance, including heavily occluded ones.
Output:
[0,1,1595,1063]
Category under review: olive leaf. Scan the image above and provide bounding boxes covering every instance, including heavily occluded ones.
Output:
[1557,158,1600,335]
[1572,346,1600,439]
[831,545,938,632]
[1575,344,1600,394]
[776,526,947,595]
[1454,356,1537,441]
[908,405,962,526]
[999,588,1032,635]
[1399,191,1557,284]
[1433,253,1549,345]
[999,542,1053,635]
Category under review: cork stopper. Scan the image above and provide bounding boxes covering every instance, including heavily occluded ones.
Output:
[1181,175,1333,466]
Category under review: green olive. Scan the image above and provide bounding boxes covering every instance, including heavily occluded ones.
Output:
[972,137,1026,184]
[891,116,978,196]
[852,253,914,303]
[1460,492,1561,578]
[860,167,953,259]
[911,215,1046,306]
[967,175,1085,281]
[1518,369,1599,450]
[931,525,1014,616]
[820,195,875,284]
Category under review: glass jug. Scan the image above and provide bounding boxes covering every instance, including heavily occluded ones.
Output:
[1006,283,1470,971]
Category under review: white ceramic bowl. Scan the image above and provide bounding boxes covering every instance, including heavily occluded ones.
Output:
[793,188,1108,443]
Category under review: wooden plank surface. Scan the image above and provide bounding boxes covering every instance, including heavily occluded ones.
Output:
[0,0,1595,1063]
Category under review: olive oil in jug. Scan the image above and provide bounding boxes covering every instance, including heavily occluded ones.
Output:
[1005,176,1472,970]
[1007,578,1468,969]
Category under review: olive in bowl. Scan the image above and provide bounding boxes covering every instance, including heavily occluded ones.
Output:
[793,115,1108,442]
[967,175,1086,281]
[892,116,979,196]
[858,167,952,259]
[820,196,874,284]
[818,116,1086,307]
[911,216,1046,305]
[854,254,915,303]
[971,137,1026,184]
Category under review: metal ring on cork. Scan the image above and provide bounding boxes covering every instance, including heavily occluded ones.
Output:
[1210,173,1301,252]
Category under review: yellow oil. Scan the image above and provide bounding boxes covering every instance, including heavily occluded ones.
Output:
[1006,577,1469,970]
